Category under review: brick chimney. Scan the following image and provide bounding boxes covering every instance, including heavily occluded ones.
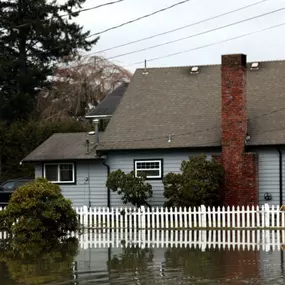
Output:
[221,54,258,206]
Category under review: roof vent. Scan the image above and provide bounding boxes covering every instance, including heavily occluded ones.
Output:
[250,62,259,70]
[142,59,149,75]
[190,66,199,74]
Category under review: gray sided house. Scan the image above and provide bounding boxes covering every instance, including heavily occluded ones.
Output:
[24,54,285,207]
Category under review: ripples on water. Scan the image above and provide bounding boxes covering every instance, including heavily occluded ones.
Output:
[0,230,285,285]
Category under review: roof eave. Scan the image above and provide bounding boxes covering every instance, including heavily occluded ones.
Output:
[85,114,113,119]
[97,145,222,152]
[22,156,106,163]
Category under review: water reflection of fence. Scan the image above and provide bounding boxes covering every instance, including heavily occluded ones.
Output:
[75,204,285,229]
[0,231,8,240]
[72,230,285,252]
[1,229,284,251]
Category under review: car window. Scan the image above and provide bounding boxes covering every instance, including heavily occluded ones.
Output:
[1,181,15,191]
[15,181,29,188]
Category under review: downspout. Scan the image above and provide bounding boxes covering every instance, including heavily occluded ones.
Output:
[278,149,283,207]
[92,118,110,207]
[93,119,100,157]
[103,160,111,208]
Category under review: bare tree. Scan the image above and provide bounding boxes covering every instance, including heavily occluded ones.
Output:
[36,55,132,121]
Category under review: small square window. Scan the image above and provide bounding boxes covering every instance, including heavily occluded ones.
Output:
[134,160,163,179]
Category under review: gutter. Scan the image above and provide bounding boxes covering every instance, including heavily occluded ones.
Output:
[85,115,112,119]
[102,160,111,208]
[278,149,283,207]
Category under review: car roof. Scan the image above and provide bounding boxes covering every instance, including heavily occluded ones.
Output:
[2,179,33,183]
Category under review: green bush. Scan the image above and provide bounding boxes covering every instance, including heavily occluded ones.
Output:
[1,178,79,240]
[106,170,153,207]
[163,154,224,207]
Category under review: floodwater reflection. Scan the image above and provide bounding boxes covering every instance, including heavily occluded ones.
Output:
[0,230,285,285]
[0,237,79,285]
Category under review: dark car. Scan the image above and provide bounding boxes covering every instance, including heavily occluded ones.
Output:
[0,178,33,206]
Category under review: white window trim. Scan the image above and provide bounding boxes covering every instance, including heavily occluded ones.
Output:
[43,163,75,183]
[134,160,162,179]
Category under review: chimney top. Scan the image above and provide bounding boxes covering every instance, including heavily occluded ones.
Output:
[222,54,247,68]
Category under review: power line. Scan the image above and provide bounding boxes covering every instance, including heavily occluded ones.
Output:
[92,0,269,55]
[131,21,285,66]
[106,5,285,60]
[62,0,124,16]
[86,0,195,38]
[99,106,285,145]
[99,127,219,145]
[15,0,125,28]
[252,106,285,119]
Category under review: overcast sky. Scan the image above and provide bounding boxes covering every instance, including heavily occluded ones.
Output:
[73,0,285,71]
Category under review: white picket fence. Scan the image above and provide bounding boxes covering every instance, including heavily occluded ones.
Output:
[75,204,285,229]
[1,204,285,230]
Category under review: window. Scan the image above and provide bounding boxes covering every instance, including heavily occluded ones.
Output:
[134,160,163,179]
[44,163,75,183]
[1,181,15,191]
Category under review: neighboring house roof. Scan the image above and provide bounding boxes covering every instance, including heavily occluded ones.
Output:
[98,61,285,151]
[23,133,102,162]
[86,82,129,118]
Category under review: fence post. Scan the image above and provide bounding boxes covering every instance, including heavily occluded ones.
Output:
[201,205,207,228]
[140,206,146,229]
[264,203,270,228]
[83,205,88,228]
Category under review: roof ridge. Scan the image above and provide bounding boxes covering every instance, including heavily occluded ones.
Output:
[136,63,220,70]
[135,59,285,70]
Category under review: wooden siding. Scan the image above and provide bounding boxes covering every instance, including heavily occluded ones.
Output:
[35,161,108,207]
[34,148,284,207]
[256,149,284,206]
[106,150,217,207]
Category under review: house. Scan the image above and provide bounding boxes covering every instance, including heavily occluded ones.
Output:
[23,54,285,207]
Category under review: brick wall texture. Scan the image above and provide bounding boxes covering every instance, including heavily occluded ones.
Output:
[221,54,258,206]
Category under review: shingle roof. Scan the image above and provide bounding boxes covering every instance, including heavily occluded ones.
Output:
[23,133,103,162]
[98,60,285,151]
[86,82,129,117]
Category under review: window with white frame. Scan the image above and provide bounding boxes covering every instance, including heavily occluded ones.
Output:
[134,160,163,179]
[44,163,75,183]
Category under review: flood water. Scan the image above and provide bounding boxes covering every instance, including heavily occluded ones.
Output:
[1,230,285,285]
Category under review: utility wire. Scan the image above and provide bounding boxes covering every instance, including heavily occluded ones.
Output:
[87,0,195,37]
[131,21,285,66]
[93,0,269,55]
[99,123,285,145]
[99,127,219,145]
[62,0,124,16]
[107,5,285,60]
[99,105,285,145]
[15,0,125,28]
